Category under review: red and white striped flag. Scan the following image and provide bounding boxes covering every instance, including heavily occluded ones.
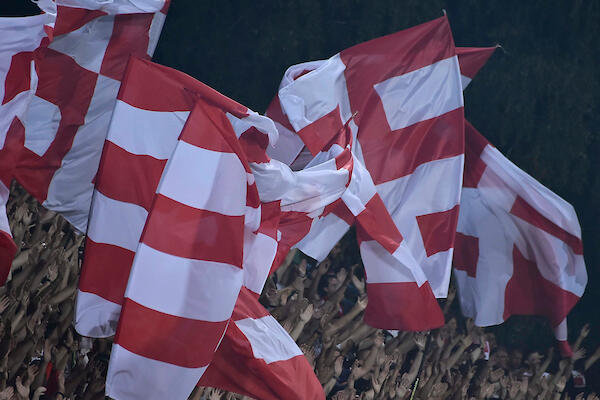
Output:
[200,287,325,400]
[0,7,55,284]
[76,57,341,399]
[10,0,169,234]
[454,122,587,356]
[105,92,257,400]
[266,16,465,329]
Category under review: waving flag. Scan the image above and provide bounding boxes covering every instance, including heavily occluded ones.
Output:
[0,8,55,284]
[77,57,344,399]
[12,0,169,233]
[454,122,587,356]
[268,17,464,300]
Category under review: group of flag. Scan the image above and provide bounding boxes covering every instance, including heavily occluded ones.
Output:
[0,1,587,399]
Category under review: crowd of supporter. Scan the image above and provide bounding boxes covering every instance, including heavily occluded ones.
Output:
[1,185,599,400]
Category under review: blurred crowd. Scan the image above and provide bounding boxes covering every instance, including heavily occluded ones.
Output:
[1,185,599,400]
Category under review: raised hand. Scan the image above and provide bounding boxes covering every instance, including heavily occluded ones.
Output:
[0,295,10,314]
[299,304,314,322]
[580,323,591,338]
[414,332,427,350]
[16,375,30,400]
[0,386,13,400]
[31,387,46,400]
[572,346,587,361]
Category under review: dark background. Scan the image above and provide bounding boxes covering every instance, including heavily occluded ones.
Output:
[4,0,599,377]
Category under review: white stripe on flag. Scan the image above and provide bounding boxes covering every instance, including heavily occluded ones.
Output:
[86,190,148,252]
[373,56,463,131]
[157,141,247,215]
[107,101,188,159]
[106,344,207,400]
[235,316,303,364]
[124,243,244,322]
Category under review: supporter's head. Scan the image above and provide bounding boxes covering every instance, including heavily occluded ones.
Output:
[509,348,523,370]
[446,317,458,334]
[492,347,509,369]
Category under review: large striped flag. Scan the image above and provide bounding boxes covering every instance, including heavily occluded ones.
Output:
[0,6,55,284]
[76,57,337,399]
[0,0,169,284]
[452,47,586,356]
[454,122,587,356]
[10,0,169,233]
[266,16,464,329]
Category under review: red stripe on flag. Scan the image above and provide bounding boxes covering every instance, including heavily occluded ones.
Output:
[96,141,166,211]
[322,199,355,226]
[2,51,33,105]
[239,127,270,164]
[364,281,444,331]
[265,95,294,133]
[510,196,583,255]
[297,106,343,156]
[416,204,460,257]
[355,194,403,254]
[15,48,98,201]
[0,118,25,186]
[53,6,107,37]
[142,194,244,267]
[456,47,496,79]
[452,232,479,278]
[231,287,270,321]
[463,121,489,188]
[115,298,228,368]
[269,211,313,274]
[78,238,134,305]
[341,17,454,123]
[179,105,236,153]
[360,107,464,185]
[503,245,580,327]
[0,231,17,286]
[256,201,281,240]
[100,14,154,81]
[119,59,248,116]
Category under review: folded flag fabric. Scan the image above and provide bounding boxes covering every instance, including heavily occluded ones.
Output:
[453,121,587,356]
[267,16,465,300]
[0,6,55,284]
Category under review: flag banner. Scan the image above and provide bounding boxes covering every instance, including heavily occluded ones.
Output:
[267,16,464,301]
[105,96,252,400]
[199,287,325,400]
[76,57,352,399]
[11,0,169,235]
[0,7,55,284]
[453,122,587,355]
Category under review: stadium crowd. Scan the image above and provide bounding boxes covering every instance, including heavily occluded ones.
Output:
[1,185,599,400]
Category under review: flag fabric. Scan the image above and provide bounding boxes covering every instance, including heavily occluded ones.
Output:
[456,46,497,90]
[453,122,587,356]
[0,7,55,284]
[77,57,348,399]
[75,57,355,338]
[199,287,325,400]
[105,93,254,400]
[11,0,169,234]
[267,16,464,301]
